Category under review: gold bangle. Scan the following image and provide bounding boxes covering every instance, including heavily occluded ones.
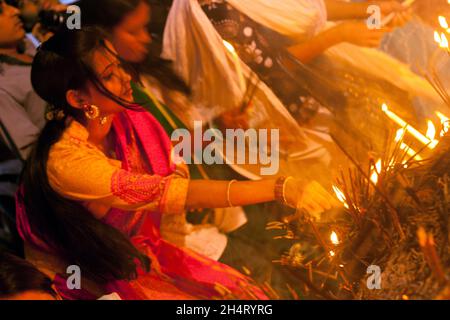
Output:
[227,180,237,207]
[274,176,294,206]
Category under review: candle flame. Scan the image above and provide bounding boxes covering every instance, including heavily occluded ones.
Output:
[370,159,382,185]
[435,31,442,44]
[436,112,449,123]
[382,104,438,149]
[223,40,236,54]
[439,16,449,29]
[426,120,436,141]
[332,186,349,209]
[440,33,449,48]
[330,231,340,245]
[434,31,449,49]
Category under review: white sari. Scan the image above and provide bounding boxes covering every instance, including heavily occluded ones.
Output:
[162,0,331,173]
[228,0,445,110]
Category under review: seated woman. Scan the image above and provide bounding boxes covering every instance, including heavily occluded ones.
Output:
[16,27,334,300]
[77,1,334,289]
[0,251,58,300]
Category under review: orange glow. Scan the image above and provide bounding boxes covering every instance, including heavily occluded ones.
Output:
[382,104,438,149]
[332,186,349,209]
[330,231,340,245]
[370,159,382,185]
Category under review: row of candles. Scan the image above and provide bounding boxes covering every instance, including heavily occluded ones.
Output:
[330,102,450,251]
[333,103,449,204]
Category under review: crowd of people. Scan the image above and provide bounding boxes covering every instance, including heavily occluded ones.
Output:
[1,0,449,300]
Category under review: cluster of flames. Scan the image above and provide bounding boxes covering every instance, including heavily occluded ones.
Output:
[332,103,449,211]
[329,11,450,260]
[434,15,450,52]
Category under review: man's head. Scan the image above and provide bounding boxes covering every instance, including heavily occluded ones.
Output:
[0,251,58,300]
[0,0,25,48]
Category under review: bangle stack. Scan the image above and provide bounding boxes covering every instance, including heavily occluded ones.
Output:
[274,176,294,207]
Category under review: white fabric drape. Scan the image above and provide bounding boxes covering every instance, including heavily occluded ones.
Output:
[162,0,244,121]
[226,0,327,40]
[226,0,444,108]
[162,0,330,169]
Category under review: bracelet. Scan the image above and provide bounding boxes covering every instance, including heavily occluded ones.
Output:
[227,180,237,207]
[274,176,294,206]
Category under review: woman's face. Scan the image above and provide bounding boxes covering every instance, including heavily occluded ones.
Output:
[79,42,133,116]
[111,1,152,63]
[0,1,25,48]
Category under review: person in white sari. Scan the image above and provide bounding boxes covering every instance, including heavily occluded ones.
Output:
[163,0,448,155]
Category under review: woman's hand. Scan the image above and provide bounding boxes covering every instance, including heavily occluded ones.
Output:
[285,179,339,219]
[376,0,413,28]
[335,21,388,47]
[218,107,249,130]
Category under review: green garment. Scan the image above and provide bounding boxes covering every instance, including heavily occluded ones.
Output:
[131,82,186,135]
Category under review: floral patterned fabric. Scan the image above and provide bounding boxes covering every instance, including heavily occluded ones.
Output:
[200,0,321,123]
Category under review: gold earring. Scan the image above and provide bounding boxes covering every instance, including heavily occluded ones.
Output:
[83,104,100,120]
[99,116,108,125]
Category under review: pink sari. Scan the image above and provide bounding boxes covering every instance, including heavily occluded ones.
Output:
[16,108,267,300]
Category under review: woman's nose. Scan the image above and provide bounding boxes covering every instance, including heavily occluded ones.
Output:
[119,68,132,84]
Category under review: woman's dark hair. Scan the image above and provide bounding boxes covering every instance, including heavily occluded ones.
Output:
[0,251,57,299]
[21,27,150,285]
[78,0,190,94]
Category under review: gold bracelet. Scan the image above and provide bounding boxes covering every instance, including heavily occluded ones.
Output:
[227,180,237,207]
[274,176,294,206]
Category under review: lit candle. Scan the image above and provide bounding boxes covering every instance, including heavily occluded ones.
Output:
[382,104,438,149]
[223,40,246,92]
[395,129,423,161]
[330,231,340,245]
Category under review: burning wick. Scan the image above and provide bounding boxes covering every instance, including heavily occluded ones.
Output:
[330,231,340,245]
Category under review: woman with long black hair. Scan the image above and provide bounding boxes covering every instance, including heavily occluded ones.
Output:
[16,27,334,299]
[78,0,194,132]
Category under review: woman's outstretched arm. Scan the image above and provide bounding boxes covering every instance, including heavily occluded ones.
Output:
[324,0,405,21]
[186,179,277,209]
[287,21,387,63]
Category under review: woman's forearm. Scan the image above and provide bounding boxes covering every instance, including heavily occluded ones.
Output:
[325,0,375,21]
[186,179,277,209]
[287,27,342,63]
